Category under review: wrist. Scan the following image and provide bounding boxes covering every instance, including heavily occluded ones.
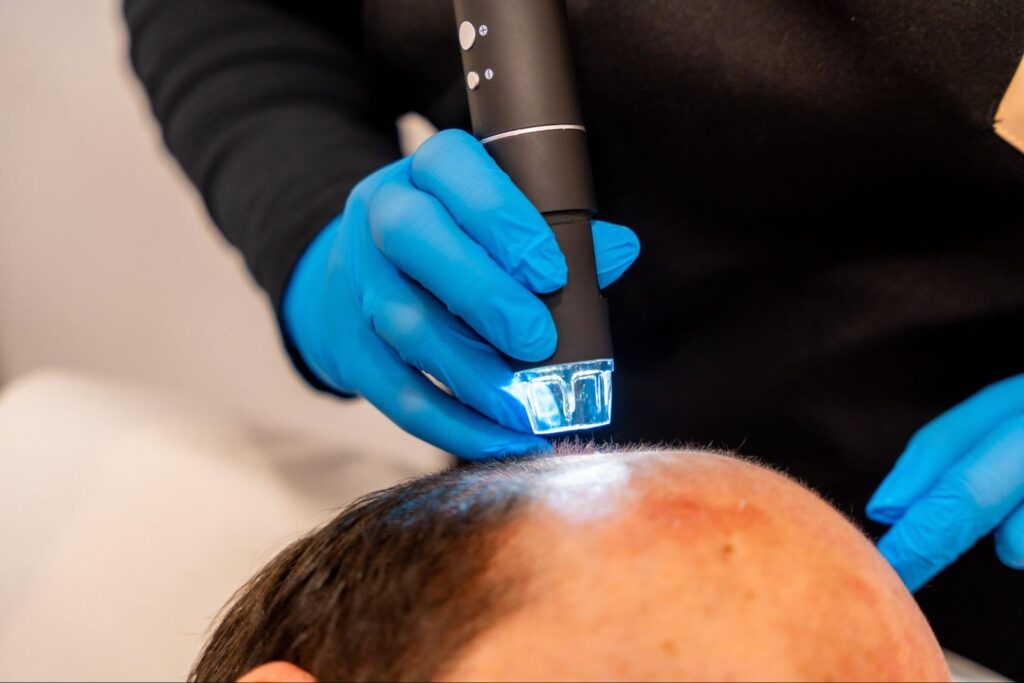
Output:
[282,213,343,383]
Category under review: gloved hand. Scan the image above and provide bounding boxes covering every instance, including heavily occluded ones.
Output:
[867,374,1024,591]
[283,130,640,460]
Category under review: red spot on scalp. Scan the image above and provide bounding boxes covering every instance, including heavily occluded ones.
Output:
[636,495,767,530]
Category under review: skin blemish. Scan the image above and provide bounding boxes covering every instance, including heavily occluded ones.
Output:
[636,494,767,533]
[841,570,881,608]
[606,491,775,556]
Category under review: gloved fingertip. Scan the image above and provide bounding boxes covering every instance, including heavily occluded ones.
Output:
[596,261,636,290]
[995,541,1024,570]
[593,222,641,289]
[995,529,1024,570]
[531,279,567,295]
[593,221,640,256]
[866,470,918,515]
[521,253,568,294]
[865,500,907,525]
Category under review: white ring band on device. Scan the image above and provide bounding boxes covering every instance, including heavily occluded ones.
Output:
[480,124,587,145]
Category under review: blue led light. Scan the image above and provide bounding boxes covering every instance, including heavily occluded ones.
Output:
[508,359,613,435]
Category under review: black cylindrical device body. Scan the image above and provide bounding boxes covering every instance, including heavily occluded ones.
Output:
[453,0,612,367]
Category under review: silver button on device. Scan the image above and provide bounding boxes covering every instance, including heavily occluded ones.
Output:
[459,21,476,50]
[467,71,481,90]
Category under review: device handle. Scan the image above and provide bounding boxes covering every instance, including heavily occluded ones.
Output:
[454,0,612,366]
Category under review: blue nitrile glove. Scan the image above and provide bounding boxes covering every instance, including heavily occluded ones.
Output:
[867,374,1024,591]
[283,130,640,460]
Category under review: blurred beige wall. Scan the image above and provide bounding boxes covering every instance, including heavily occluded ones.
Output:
[0,0,437,465]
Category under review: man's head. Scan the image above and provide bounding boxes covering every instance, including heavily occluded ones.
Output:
[194,446,950,682]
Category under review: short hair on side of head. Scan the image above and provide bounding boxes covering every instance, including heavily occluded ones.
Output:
[190,460,539,682]
[190,442,679,682]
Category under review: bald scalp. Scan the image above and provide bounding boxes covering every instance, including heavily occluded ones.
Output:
[445,451,950,682]
[193,445,949,683]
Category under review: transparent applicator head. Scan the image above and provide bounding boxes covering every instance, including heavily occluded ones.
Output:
[508,359,613,435]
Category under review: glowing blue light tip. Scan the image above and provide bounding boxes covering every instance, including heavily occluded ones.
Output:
[509,359,613,435]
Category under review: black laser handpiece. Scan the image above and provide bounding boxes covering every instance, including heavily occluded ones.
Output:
[453,0,614,434]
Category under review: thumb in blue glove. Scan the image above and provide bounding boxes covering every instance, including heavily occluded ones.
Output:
[867,374,1024,591]
[283,129,640,460]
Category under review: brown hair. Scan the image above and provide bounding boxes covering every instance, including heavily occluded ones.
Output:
[190,460,538,682]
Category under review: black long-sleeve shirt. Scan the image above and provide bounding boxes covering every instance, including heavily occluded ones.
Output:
[125,1,1024,674]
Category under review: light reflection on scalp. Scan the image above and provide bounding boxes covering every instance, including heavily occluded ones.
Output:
[535,456,633,521]
[385,448,680,527]
[528,449,683,521]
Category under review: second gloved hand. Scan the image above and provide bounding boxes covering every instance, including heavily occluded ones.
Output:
[283,130,640,460]
[868,374,1024,591]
